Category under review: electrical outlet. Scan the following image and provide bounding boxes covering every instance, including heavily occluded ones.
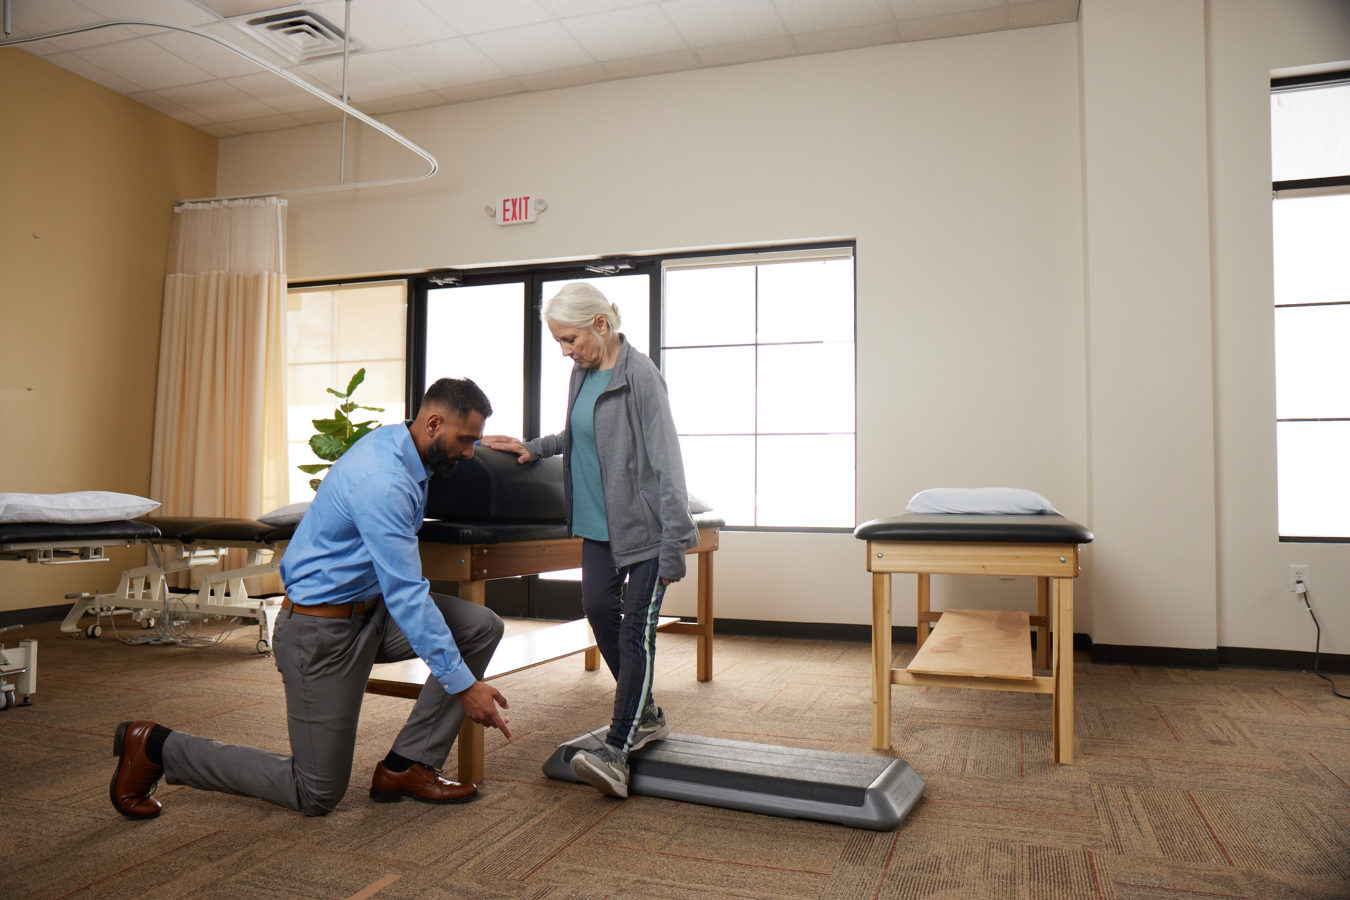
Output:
[1288,564,1310,592]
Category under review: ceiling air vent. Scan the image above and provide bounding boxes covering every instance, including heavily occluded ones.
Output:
[229,6,358,64]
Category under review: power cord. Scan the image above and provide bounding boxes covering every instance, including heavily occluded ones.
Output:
[1296,580,1350,699]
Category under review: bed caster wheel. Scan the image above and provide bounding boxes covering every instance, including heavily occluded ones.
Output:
[256,639,271,654]
[143,618,156,629]
[86,624,103,639]
[0,689,14,711]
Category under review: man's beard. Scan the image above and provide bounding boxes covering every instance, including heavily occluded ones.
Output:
[426,439,460,478]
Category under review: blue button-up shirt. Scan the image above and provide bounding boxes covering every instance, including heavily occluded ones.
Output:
[280,423,474,694]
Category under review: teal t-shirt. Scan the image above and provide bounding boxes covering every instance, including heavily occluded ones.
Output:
[569,367,613,541]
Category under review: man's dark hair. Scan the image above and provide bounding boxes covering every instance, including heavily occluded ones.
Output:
[423,377,492,419]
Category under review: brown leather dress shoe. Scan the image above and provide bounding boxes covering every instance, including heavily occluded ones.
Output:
[370,762,478,805]
[111,721,164,819]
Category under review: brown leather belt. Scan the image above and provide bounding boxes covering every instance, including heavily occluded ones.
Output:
[281,597,366,618]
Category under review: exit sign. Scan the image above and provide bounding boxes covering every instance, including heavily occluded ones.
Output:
[495,195,538,225]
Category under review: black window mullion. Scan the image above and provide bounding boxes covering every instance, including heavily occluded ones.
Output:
[524,272,544,440]
[407,279,429,416]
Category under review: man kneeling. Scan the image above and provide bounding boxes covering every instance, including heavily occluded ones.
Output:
[110,378,512,817]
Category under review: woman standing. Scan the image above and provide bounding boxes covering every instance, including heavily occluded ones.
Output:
[484,282,698,798]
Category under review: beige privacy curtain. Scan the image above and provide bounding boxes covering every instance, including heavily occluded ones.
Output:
[150,197,287,522]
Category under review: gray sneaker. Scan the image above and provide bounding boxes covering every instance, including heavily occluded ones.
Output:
[631,705,669,752]
[569,743,629,798]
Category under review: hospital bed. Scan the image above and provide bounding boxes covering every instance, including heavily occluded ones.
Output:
[58,517,295,652]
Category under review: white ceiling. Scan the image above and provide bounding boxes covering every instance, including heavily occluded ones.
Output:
[5,0,1079,137]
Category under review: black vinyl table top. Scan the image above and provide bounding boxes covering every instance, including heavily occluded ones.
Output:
[854,513,1093,544]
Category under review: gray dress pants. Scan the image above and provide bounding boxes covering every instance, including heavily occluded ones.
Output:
[160,592,503,815]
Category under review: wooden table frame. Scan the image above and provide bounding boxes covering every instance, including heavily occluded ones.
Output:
[867,539,1079,764]
[368,526,718,784]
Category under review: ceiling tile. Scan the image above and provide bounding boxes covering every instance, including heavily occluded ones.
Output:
[8,0,1079,136]
[149,29,262,78]
[467,20,595,77]
[76,34,216,89]
[225,71,334,113]
[773,0,895,33]
[43,49,149,93]
[128,88,213,125]
[156,77,283,121]
[660,0,788,47]
[559,4,689,62]
[517,62,612,93]
[387,38,511,91]
[537,0,651,15]
[793,21,900,55]
[1008,0,1079,29]
[693,36,797,69]
[359,90,452,116]
[898,7,1007,42]
[428,0,555,36]
[227,111,308,132]
[76,0,217,24]
[338,0,461,47]
[603,48,703,80]
[434,78,529,105]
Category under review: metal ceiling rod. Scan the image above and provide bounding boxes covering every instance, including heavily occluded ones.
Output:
[0,17,438,203]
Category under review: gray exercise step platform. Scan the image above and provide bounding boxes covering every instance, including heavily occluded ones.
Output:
[543,730,925,831]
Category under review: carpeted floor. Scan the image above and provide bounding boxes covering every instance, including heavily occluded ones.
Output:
[1,616,1348,899]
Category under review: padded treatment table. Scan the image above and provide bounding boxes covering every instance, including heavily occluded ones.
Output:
[855,514,1093,764]
[0,519,161,563]
[544,729,925,831]
[1,518,163,707]
[367,447,722,784]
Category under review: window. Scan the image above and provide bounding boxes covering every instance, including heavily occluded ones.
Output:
[285,281,407,503]
[663,248,856,528]
[1271,72,1350,539]
[409,242,855,531]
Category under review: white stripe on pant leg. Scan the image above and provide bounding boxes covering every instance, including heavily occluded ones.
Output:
[622,574,664,752]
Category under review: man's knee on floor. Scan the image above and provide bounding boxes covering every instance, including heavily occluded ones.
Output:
[296,784,346,816]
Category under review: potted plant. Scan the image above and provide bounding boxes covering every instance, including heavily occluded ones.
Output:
[298,368,384,491]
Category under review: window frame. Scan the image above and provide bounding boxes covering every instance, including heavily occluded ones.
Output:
[405,240,856,533]
[1270,69,1350,543]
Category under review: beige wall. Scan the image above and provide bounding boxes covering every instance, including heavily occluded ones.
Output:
[220,24,1090,630]
[1208,0,1350,654]
[1079,0,1219,651]
[0,49,217,615]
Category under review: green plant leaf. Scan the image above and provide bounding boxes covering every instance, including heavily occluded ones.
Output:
[345,368,366,396]
[297,463,331,474]
[310,432,346,461]
[352,404,385,414]
[309,478,323,491]
[326,386,349,399]
[311,417,345,434]
[347,423,377,448]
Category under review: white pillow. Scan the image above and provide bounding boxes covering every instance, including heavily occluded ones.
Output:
[258,501,311,526]
[688,492,712,514]
[906,487,1059,516]
[0,491,160,524]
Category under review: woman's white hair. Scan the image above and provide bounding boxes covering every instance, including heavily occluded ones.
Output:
[541,282,622,333]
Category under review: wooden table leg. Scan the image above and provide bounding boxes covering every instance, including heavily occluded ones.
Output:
[871,571,893,751]
[1036,576,1050,670]
[1051,576,1074,764]
[916,573,931,648]
[456,579,486,784]
[583,647,600,671]
[696,547,714,682]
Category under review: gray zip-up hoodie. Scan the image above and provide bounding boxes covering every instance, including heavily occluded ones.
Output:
[523,335,699,579]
